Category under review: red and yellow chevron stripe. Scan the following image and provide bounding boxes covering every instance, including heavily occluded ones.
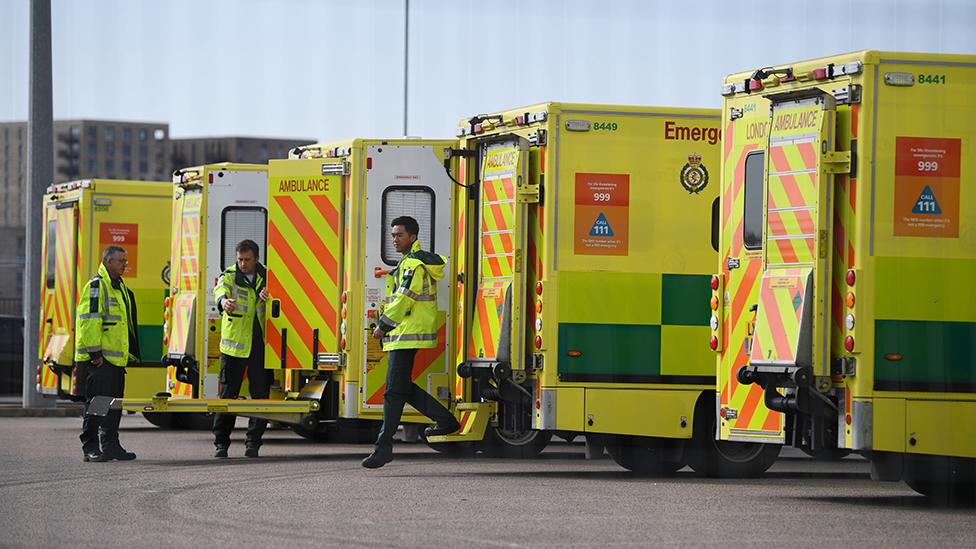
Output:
[766,139,819,265]
[266,163,342,371]
[178,193,202,292]
[365,322,447,406]
[750,268,809,365]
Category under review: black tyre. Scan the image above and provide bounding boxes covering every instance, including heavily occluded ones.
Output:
[686,397,780,478]
[479,427,552,458]
[605,435,684,475]
[903,455,976,505]
[291,423,332,442]
[174,412,214,431]
[142,412,177,429]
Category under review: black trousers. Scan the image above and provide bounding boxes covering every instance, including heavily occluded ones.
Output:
[212,343,271,450]
[374,348,455,454]
[79,361,126,454]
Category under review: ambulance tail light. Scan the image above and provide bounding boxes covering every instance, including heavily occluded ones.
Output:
[341,291,347,304]
[846,270,856,286]
[709,273,724,352]
[844,336,855,352]
[163,335,169,346]
[164,296,170,307]
[534,336,542,350]
[535,281,543,296]
[340,337,347,351]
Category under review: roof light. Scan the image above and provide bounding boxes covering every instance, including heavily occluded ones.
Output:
[748,79,763,91]
[720,84,736,96]
[473,123,484,134]
[812,67,829,80]
[515,115,526,125]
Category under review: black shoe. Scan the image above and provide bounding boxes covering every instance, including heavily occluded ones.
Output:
[361,451,393,469]
[84,451,109,463]
[424,420,461,438]
[103,448,137,461]
[214,448,228,459]
[244,447,260,458]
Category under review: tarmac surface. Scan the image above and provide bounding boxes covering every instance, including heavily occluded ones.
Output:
[0,414,974,548]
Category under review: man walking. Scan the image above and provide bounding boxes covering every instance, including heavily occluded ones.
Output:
[212,239,271,458]
[362,216,460,469]
[77,246,140,462]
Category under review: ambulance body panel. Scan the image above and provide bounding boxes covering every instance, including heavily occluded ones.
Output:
[715,51,976,497]
[37,179,170,411]
[434,102,778,471]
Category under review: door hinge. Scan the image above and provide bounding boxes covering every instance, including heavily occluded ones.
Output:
[831,84,862,105]
[517,183,540,203]
[528,129,547,146]
[730,107,744,120]
[822,150,851,174]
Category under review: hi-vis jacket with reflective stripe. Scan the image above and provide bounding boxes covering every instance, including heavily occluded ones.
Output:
[377,240,444,351]
[213,263,266,358]
[74,263,140,367]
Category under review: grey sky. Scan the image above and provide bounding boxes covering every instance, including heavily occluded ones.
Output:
[3,0,975,143]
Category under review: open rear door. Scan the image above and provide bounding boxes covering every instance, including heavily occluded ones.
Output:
[265,159,344,373]
[467,137,531,373]
[750,92,836,381]
[39,202,78,396]
[166,189,202,397]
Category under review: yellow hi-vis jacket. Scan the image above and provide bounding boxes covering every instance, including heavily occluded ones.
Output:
[377,240,444,351]
[74,263,140,367]
[213,263,266,358]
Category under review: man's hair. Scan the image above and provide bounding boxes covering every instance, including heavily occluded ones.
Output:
[391,216,419,237]
[235,239,259,257]
[102,246,126,263]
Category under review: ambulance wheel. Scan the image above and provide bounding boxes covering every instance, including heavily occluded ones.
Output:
[291,423,332,442]
[479,428,552,458]
[142,412,177,429]
[605,436,684,475]
[174,412,214,431]
[331,419,382,444]
[686,397,780,478]
[903,455,976,504]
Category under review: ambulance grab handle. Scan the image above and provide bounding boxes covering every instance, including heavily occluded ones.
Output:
[271,299,281,318]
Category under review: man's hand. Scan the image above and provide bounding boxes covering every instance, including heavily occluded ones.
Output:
[91,357,104,367]
[372,327,385,340]
[259,288,269,301]
[222,298,236,313]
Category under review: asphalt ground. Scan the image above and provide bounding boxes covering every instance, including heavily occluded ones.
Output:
[0,414,974,548]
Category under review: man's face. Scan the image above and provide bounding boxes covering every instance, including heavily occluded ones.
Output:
[105,252,128,278]
[236,250,257,274]
[391,225,416,254]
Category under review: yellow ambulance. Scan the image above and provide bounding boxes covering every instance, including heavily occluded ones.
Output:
[431,102,780,474]
[713,51,975,499]
[37,178,172,426]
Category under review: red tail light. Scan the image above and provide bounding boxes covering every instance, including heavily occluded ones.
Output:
[710,336,719,350]
[844,336,855,352]
[711,275,720,290]
[846,270,856,286]
[534,336,542,350]
[535,282,543,296]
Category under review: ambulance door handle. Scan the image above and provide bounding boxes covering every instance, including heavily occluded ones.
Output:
[271,300,281,318]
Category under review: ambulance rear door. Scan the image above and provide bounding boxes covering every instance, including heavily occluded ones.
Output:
[265,160,343,379]
[360,144,455,415]
[39,199,79,396]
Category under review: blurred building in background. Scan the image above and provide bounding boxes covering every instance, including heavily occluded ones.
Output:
[0,120,313,393]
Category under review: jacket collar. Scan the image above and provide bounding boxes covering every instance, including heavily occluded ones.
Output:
[97,262,123,289]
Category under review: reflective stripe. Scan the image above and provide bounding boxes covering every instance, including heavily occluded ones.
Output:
[79,312,102,320]
[104,314,122,321]
[78,346,102,353]
[221,339,246,350]
[235,303,250,313]
[395,287,436,301]
[89,284,99,298]
[383,332,437,343]
[102,350,125,358]
[107,297,119,306]
[379,315,398,328]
